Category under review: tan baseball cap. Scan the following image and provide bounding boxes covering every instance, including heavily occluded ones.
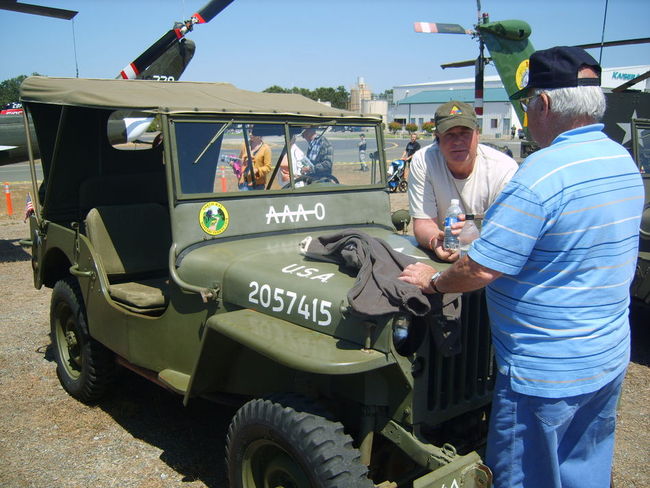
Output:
[434,101,478,134]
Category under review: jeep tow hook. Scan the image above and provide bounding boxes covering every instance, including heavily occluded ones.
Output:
[170,243,220,303]
[199,288,220,303]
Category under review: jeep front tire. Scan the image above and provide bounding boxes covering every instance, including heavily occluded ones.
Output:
[226,394,373,488]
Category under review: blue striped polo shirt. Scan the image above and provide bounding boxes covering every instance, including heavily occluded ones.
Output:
[470,124,644,398]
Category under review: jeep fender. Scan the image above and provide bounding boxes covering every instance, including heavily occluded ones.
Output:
[184,308,396,404]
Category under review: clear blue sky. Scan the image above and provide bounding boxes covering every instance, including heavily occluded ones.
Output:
[2,0,649,94]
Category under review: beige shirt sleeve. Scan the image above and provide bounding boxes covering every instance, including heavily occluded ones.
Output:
[408,144,439,220]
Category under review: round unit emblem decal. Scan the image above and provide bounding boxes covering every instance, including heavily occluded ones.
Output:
[515,59,530,90]
[199,202,229,235]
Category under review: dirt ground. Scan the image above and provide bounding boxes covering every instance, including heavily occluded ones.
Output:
[0,185,648,487]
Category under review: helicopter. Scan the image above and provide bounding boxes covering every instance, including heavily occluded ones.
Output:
[0,0,234,166]
[413,0,650,158]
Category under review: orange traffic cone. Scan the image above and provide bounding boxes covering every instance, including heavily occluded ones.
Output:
[4,182,13,216]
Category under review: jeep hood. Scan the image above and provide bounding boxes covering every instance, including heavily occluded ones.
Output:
[175,227,432,335]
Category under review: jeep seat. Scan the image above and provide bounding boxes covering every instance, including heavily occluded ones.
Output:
[84,203,171,314]
[79,172,168,216]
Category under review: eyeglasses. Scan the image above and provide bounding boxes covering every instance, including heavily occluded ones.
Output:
[520,94,539,113]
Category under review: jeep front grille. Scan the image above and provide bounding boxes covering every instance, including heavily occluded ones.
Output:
[414,290,495,426]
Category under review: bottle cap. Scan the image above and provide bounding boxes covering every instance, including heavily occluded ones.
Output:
[451,198,459,205]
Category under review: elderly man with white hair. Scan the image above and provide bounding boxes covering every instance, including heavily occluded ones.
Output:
[399,46,644,488]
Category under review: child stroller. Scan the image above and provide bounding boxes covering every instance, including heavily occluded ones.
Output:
[387,159,408,192]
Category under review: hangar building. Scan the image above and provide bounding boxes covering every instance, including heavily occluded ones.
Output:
[390,65,650,139]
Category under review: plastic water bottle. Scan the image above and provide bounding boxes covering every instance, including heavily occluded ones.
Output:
[459,214,480,258]
[443,199,462,251]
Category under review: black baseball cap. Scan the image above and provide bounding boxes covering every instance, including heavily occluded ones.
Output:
[510,46,601,100]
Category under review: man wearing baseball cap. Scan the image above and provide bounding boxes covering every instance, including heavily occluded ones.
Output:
[400,46,643,488]
[408,100,518,262]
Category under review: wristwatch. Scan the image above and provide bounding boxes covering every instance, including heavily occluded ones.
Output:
[430,271,442,294]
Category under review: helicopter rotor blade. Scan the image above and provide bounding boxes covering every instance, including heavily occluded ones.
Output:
[0,1,77,20]
[441,58,492,69]
[194,0,234,23]
[414,22,472,35]
[575,37,650,50]
[117,0,234,79]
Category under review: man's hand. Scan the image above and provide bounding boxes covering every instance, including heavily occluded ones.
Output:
[433,239,459,262]
[399,262,438,293]
[434,217,467,262]
[428,228,455,262]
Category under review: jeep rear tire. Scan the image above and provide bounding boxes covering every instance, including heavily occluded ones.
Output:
[51,278,115,404]
[226,394,373,488]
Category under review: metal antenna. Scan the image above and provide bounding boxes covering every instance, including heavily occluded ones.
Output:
[599,0,609,65]
[474,0,484,117]
[71,18,80,77]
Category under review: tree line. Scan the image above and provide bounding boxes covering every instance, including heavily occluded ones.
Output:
[263,86,393,110]
[0,74,41,108]
[2,75,391,113]
[263,85,350,110]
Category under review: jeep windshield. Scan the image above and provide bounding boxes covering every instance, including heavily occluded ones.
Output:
[171,119,384,196]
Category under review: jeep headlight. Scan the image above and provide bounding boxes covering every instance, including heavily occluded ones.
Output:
[392,312,412,353]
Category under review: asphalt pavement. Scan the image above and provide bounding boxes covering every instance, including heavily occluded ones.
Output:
[0,161,43,183]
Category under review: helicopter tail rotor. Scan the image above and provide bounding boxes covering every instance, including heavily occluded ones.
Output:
[414,22,472,35]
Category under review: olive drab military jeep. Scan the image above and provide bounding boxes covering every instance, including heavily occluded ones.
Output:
[21,76,494,488]
[630,118,650,320]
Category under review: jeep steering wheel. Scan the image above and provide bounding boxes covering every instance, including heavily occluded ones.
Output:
[282,174,340,189]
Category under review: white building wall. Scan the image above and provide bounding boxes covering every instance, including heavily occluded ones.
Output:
[481,102,517,138]
[393,75,503,103]
[391,65,649,137]
[393,66,649,101]
[602,66,650,91]
[392,75,517,137]
[392,101,519,138]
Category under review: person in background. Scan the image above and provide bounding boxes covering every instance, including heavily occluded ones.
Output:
[401,132,421,164]
[408,100,518,262]
[237,127,271,190]
[400,132,420,180]
[358,134,368,171]
[279,133,308,186]
[301,127,333,179]
[399,46,644,488]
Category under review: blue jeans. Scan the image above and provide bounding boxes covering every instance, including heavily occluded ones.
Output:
[486,369,625,488]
